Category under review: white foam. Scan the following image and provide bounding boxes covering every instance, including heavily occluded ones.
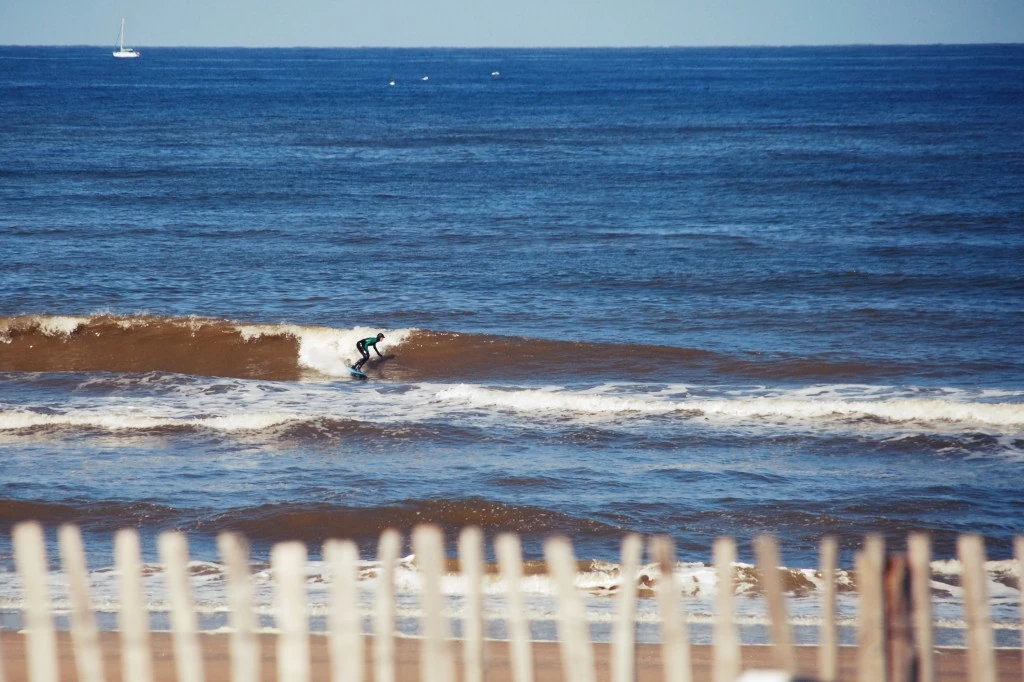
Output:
[692,397,1024,427]
[33,315,91,335]
[0,314,92,341]
[236,323,415,376]
[0,377,441,434]
[930,558,1020,577]
[433,384,1024,429]
[435,385,679,415]
[0,409,306,432]
[2,377,1022,442]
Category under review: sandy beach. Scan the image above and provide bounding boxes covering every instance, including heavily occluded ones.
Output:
[2,632,1021,682]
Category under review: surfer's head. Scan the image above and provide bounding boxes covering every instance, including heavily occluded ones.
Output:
[377,333,385,341]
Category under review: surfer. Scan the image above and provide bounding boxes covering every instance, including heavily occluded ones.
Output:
[352,333,385,371]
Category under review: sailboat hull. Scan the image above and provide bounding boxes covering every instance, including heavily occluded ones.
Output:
[112,50,140,58]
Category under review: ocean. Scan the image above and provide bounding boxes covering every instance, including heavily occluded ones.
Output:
[1,44,1023,645]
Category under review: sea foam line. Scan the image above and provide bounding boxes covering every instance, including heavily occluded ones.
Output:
[0,409,307,432]
[434,385,1024,428]
[0,557,1018,627]
[2,387,1022,432]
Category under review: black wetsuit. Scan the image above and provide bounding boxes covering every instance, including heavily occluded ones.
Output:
[353,336,383,370]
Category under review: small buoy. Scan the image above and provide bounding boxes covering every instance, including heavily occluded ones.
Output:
[388,79,396,86]
[491,71,500,77]
[421,76,429,81]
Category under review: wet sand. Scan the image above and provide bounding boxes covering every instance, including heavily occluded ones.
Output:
[2,632,1021,681]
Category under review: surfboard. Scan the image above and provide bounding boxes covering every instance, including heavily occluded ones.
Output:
[348,366,367,379]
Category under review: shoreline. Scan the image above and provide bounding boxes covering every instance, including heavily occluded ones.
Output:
[2,632,1021,681]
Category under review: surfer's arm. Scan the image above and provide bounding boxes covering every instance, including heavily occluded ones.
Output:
[374,345,384,358]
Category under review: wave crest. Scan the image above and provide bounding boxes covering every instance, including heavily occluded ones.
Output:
[0,314,413,380]
[3,313,901,383]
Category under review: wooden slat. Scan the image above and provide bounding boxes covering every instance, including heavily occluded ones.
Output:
[1011,532,1019,679]
[324,539,364,682]
[57,525,104,682]
[116,528,155,682]
[23,526,1023,682]
[818,536,838,682]
[272,541,311,682]
[754,535,794,675]
[612,535,643,682]
[495,533,534,682]
[217,533,259,682]
[459,527,486,682]
[856,535,886,682]
[1016,536,1024,682]
[0,606,4,682]
[375,529,401,682]
[12,522,58,682]
[649,535,692,682]
[712,537,739,682]
[159,531,205,682]
[907,533,934,682]
[413,525,456,682]
[958,535,996,682]
[544,536,597,682]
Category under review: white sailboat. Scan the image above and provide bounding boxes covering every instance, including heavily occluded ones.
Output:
[112,18,140,59]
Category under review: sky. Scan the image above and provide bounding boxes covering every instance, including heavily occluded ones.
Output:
[2,0,1023,47]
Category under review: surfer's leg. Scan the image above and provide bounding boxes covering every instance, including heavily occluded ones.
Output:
[353,344,370,369]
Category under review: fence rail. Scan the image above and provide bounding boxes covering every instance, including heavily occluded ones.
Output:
[3,522,1023,682]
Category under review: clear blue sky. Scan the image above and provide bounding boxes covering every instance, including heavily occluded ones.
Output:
[3,0,1023,47]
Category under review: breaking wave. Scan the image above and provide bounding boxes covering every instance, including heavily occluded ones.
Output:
[0,313,958,383]
[0,314,415,380]
[0,379,1020,438]
[433,385,1024,429]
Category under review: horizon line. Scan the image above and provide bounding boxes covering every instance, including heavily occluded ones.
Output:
[3,41,1023,50]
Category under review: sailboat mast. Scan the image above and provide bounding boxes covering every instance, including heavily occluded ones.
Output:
[112,17,139,57]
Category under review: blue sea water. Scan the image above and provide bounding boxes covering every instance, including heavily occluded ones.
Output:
[4,46,1021,357]
[1,47,1023,633]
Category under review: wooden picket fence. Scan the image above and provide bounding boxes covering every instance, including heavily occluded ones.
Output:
[4,522,1024,682]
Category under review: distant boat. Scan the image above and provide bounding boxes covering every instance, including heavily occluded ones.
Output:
[112,18,140,59]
